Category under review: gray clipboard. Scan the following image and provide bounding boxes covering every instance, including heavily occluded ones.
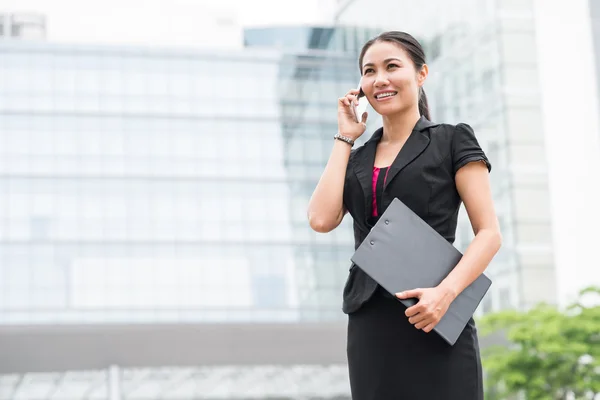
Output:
[351,197,492,346]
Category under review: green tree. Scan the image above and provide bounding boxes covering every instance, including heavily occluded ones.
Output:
[479,286,600,400]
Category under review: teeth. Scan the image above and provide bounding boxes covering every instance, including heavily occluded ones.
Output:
[377,92,396,99]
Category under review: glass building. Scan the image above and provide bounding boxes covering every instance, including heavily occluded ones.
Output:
[0,28,381,326]
[0,25,378,399]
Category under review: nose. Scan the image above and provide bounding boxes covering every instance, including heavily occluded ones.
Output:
[374,72,389,88]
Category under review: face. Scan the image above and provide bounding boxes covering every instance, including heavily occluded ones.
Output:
[360,41,427,117]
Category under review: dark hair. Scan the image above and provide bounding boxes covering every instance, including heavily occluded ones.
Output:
[358,31,431,120]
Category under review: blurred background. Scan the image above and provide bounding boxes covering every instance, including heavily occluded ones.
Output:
[0,0,599,399]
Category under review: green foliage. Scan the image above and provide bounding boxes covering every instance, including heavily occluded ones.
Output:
[479,286,600,400]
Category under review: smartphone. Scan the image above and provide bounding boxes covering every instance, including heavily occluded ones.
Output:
[351,83,368,123]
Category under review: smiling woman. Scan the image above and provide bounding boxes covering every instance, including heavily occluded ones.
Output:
[307,31,502,400]
[358,32,430,122]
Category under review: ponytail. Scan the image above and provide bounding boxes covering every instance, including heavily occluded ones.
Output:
[418,86,431,120]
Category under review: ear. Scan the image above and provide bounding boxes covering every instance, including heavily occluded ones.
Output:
[417,64,429,87]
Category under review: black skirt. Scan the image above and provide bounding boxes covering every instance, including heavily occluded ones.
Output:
[347,286,484,400]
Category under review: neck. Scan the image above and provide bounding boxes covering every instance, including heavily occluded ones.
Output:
[381,108,422,143]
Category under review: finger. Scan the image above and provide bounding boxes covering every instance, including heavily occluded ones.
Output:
[415,319,432,330]
[422,322,437,333]
[347,89,360,96]
[405,304,422,317]
[338,97,350,106]
[408,313,427,325]
[396,288,423,300]
[345,94,357,105]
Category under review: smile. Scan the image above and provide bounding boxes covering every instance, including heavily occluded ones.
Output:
[375,91,398,101]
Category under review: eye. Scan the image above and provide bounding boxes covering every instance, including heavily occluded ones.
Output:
[387,63,399,69]
[363,68,374,74]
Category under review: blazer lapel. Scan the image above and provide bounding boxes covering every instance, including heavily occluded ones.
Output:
[353,128,382,222]
[351,117,439,223]
[384,116,439,190]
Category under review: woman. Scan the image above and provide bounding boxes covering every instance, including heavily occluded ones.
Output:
[307,31,502,399]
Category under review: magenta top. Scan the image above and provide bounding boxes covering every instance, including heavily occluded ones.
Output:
[372,166,391,217]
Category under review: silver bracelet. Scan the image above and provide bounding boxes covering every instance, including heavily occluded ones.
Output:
[334,133,355,146]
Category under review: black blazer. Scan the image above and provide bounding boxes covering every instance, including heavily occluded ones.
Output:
[341,116,491,314]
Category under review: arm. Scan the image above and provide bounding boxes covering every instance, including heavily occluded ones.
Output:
[308,87,368,233]
[438,160,502,297]
[307,140,352,233]
[398,161,502,332]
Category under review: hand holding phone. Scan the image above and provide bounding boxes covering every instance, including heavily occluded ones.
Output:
[338,81,369,140]
[351,84,368,123]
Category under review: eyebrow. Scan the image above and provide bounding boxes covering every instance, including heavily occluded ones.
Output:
[362,57,403,68]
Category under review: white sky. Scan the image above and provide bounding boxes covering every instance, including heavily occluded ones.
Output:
[1,0,337,48]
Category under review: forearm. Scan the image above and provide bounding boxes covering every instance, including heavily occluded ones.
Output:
[307,140,353,232]
[438,228,502,298]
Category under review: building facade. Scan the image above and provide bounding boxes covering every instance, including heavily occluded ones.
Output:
[0,26,384,399]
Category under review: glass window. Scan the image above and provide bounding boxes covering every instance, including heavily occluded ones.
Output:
[169,73,192,97]
[4,244,31,288]
[31,245,60,286]
[28,68,53,93]
[252,274,286,307]
[144,72,170,96]
[0,44,362,323]
[74,70,102,94]
[1,67,30,94]
[53,69,78,95]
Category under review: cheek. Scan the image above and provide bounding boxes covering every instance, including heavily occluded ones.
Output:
[361,78,375,95]
[394,79,420,100]
[391,73,416,91]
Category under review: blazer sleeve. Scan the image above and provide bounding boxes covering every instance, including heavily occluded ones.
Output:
[451,123,492,175]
